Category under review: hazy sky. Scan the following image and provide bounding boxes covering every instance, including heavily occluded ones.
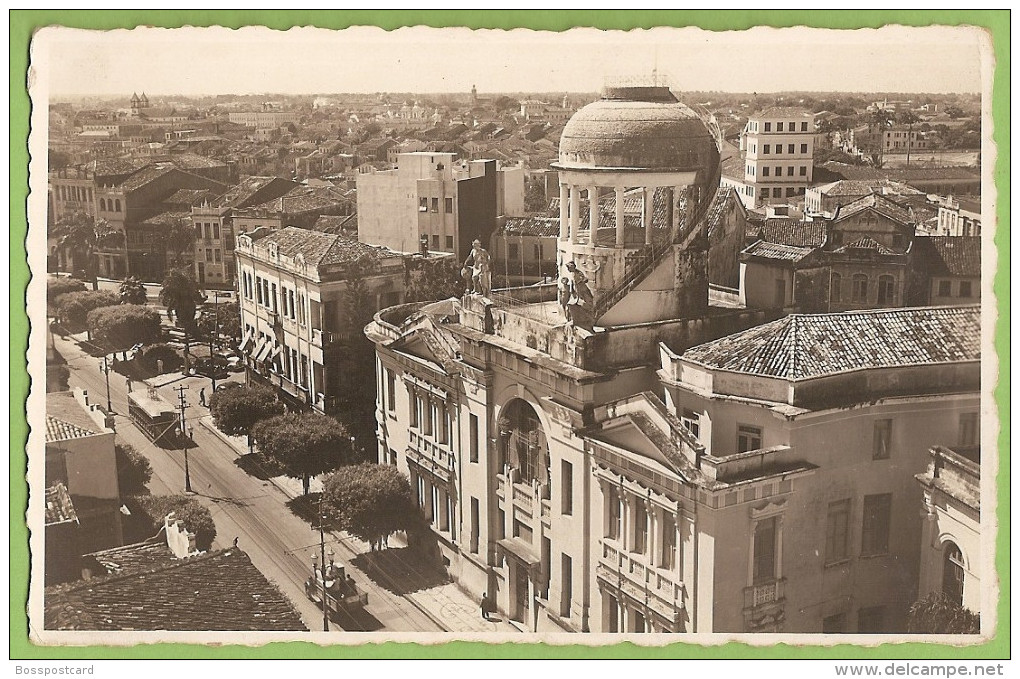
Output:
[36,24,987,98]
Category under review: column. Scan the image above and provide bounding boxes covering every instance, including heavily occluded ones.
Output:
[588,185,600,241]
[569,185,580,244]
[649,505,660,568]
[643,187,654,245]
[614,186,626,247]
[559,184,569,240]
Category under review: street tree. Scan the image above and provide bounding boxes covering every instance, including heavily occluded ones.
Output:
[160,267,205,369]
[251,413,354,495]
[131,494,216,551]
[897,110,922,166]
[86,304,163,357]
[907,592,979,634]
[119,276,148,305]
[51,211,122,290]
[208,384,285,452]
[321,463,417,549]
[47,276,86,307]
[196,302,241,342]
[54,290,120,329]
[115,443,153,494]
[153,213,198,271]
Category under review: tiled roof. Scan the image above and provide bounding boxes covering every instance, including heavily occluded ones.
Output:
[139,209,191,227]
[816,179,924,199]
[168,153,228,170]
[247,185,355,215]
[311,213,358,235]
[914,236,981,277]
[212,176,285,209]
[759,219,826,247]
[833,236,897,255]
[90,157,149,177]
[117,164,176,192]
[163,188,214,206]
[682,306,981,380]
[741,240,814,262]
[45,415,98,443]
[45,484,78,525]
[45,546,307,631]
[704,188,739,237]
[260,226,395,267]
[833,192,914,226]
[502,217,560,237]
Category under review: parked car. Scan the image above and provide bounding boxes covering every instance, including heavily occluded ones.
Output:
[215,381,244,393]
[192,357,229,380]
[214,349,245,373]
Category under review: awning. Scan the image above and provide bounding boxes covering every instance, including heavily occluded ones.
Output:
[497,538,541,567]
[250,337,267,361]
[238,331,253,353]
[270,344,283,359]
[255,341,274,363]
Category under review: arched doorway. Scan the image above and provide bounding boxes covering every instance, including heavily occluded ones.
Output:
[497,398,551,489]
[942,541,965,606]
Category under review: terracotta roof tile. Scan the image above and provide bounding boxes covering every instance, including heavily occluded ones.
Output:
[502,217,560,238]
[833,236,897,255]
[682,306,980,380]
[759,219,826,247]
[45,484,79,525]
[260,226,396,267]
[741,241,814,262]
[45,546,307,631]
[914,236,981,277]
[45,415,98,443]
[833,192,914,226]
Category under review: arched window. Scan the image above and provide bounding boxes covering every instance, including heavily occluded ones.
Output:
[499,399,550,488]
[830,273,842,303]
[942,542,965,606]
[877,275,896,306]
[851,274,868,303]
[99,198,106,211]
[114,199,122,212]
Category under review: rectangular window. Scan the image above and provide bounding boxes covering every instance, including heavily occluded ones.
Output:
[470,497,480,554]
[419,197,428,212]
[607,486,622,540]
[825,499,851,564]
[799,166,807,176]
[633,503,648,555]
[445,197,453,213]
[738,425,762,453]
[764,122,771,132]
[801,122,809,132]
[777,122,784,132]
[938,280,952,297]
[496,508,505,540]
[213,223,220,239]
[763,144,770,154]
[431,197,439,212]
[873,419,892,460]
[469,413,479,462]
[773,188,782,198]
[661,515,677,571]
[861,494,892,556]
[801,143,808,153]
[560,554,573,617]
[386,369,396,412]
[776,145,782,154]
[431,234,439,249]
[271,283,278,313]
[205,248,213,261]
[445,235,454,249]
[959,281,973,298]
[959,412,979,447]
[204,224,212,240]
[857,606,886,634]
[786,144,794,154]
[762,167,770,177]
[752,517,778,584]
[513,519,533,543]
[680,409,700,439]
[788,166,795,176]
[823,613,848,634]
[561,460,573,515]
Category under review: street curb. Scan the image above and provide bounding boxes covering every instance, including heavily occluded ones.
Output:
[195,416,455,632]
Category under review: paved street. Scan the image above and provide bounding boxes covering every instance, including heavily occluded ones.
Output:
[53,330,475,634]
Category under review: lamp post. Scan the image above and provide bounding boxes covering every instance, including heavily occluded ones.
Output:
[310,496,333,632]
[207,289,222,391]
[97,355,113,412]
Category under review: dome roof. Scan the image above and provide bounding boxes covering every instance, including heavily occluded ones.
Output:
[555,87,720,173]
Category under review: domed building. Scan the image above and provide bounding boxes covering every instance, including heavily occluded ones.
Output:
[551,86,722,326]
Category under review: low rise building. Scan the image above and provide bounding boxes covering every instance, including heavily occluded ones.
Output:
[235,226,407,414]
[936,195,981,237]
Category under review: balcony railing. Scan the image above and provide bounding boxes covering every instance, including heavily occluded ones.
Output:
[597,541,686,622]
[408,430,455,471]
[743,578,786,610]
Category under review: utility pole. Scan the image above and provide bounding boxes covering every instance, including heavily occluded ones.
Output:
[98,355,113,413]
[310,495,332,632]
[207,289,221,391]
[174,384,193,493]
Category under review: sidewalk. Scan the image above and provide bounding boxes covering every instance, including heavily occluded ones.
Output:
[196,410,518,634]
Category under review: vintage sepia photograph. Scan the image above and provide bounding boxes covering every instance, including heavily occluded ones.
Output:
[20,16,1002,654]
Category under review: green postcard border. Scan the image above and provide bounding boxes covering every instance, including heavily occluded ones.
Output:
[10,9,1010,661]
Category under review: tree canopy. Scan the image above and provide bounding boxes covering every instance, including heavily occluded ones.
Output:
[153,213,198,271]
[119,276,148,305]
[115,443,153,495]
[321,463,418,547]
[208,384,285,451]
[404,256,463,303]
[51,211,122,289]
[196,302,241,341]
[252,412,354,494]
[54,290,120,328]
[907,592,980,634]
[47,276,87,306]
[131,494,216,551]
[87,304,163,354]
[160,267,204,329]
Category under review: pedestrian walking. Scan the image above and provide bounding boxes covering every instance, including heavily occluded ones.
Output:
[125,377,132,393]
[199,387,206,407]
[481,592,490,620]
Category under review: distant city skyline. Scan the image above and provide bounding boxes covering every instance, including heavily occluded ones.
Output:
[38,24,985,99]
